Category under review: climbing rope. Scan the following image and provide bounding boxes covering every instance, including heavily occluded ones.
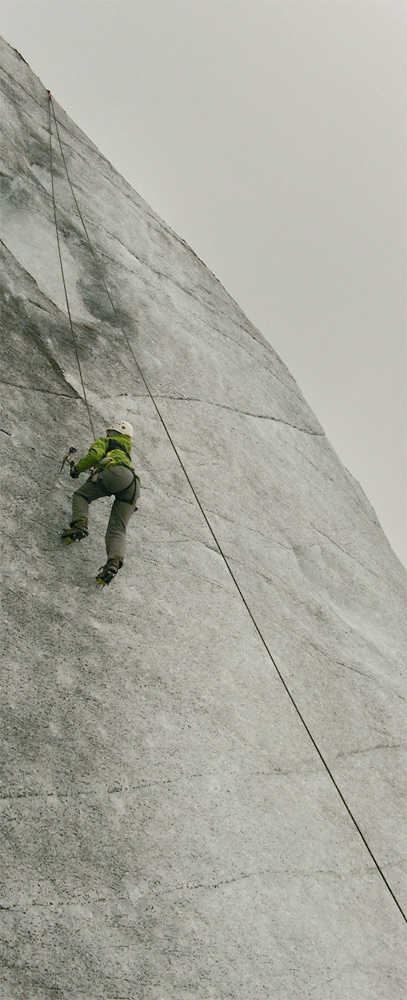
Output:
[47,93,406,924]
[47,92,96,437]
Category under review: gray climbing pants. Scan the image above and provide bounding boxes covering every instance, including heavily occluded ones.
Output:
[72,465,140,564]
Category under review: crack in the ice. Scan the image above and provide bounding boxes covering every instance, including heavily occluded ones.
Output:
[1,246,94,400]
[303,639,406,704]
[38,198,297,395]
[161,861,379,896]
[292,442,377,522]
[0,64,43,109]
[209,324,301,395]
[27,297,49,312]
[0,770,208,804]
[84,240,248,332]
[77,225,301,392]
[0,896,111,912]
[0,378,77,398]
[0,760,322,806]
[201,504,292,551]
[312,527,385,584]
[2,861,381,916]
[156,394,323,435]
[335,743,402,759]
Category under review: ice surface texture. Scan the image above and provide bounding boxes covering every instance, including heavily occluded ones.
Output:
[1,39,406,1000]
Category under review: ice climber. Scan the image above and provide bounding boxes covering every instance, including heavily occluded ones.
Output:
[61,420,140,585]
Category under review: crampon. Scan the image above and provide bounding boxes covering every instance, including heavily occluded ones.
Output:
[96,558,121,586]
[61,521,89,544]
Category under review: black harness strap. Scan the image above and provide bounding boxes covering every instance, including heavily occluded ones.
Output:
[114,471,140,505]
[103,438,139,505]
[105,438,131,459]
[94,470,139,506]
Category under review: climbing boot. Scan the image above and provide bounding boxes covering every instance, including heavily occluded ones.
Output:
[96,557,121,586]
[61,519,89,544]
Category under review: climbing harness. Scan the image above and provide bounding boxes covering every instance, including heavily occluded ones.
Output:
[103,438,139,503]
[114,471,140,505]
[107,469,139,505]
[85,438,139,504]
[47,92,406,924]
[92,465,140,507]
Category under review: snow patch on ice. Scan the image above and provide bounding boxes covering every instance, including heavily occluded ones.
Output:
[29,162,52,194]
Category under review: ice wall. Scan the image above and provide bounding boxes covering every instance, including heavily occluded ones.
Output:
[1,39,406,1000]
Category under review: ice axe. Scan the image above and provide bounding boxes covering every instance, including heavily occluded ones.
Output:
[60,446,77,473]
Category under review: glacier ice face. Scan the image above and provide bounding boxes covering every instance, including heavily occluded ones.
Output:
[1,39,406,1000]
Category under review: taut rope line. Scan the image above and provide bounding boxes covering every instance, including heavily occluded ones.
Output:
[47,93,406,924]
[47,92,95,437]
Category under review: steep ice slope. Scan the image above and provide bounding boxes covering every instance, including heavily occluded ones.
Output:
[1,40,406,1000]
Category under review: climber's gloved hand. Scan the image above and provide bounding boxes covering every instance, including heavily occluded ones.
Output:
[70,465,80,479]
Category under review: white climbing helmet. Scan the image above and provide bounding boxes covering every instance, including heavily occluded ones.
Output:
[107,419,134,439]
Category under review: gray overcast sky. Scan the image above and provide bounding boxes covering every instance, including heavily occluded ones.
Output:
[2,0,406,566]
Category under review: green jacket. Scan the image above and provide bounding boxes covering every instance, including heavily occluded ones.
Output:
[75,433,135,475]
